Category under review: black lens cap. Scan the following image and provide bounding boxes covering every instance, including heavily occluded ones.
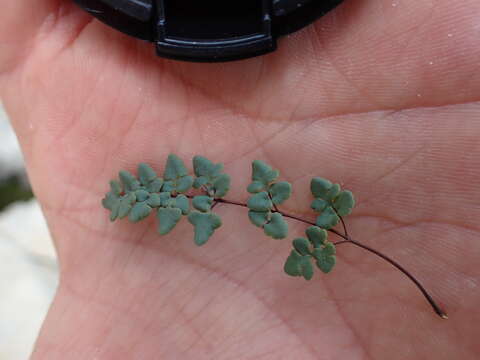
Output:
[73,0,344,62]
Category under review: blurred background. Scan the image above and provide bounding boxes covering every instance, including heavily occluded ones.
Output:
[0,103,58,359]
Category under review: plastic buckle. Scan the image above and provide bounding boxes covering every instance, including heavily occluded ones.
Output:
[155,0,274,62]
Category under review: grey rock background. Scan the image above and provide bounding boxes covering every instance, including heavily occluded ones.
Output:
[0,104,58,359]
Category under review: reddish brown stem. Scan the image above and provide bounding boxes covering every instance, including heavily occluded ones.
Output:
[213,198,447,319]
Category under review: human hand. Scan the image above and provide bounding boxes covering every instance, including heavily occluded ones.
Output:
[1,1,479,358]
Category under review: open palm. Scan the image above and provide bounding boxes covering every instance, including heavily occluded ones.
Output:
[1,1,479,359]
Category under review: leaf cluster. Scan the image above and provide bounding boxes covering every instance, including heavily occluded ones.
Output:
[281,177,355,279]
[103,156,356,282]
[244,161,353,280]
[102,154,230,246]
[189,156,229,245]
[284,226,336,280]
[310,177,355,229]
[246,160,292,239]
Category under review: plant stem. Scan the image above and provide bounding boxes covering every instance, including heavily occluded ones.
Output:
[267,192,280,213]
[214,198,448,319]
[332,207,349,238]
[338,239,448,319]
[333,240,351,245]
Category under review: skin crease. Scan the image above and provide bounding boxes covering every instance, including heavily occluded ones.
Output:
[1,0,480,358]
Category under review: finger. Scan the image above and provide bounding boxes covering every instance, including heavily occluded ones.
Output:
[0,0,88,74]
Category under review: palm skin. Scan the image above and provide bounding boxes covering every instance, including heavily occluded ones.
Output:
[1,0,480,358]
